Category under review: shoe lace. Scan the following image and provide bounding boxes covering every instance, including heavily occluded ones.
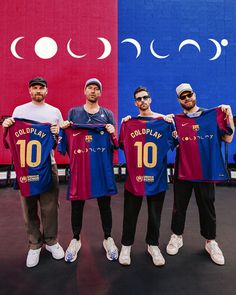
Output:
[150,246,161,257]
[170,235,181,246]
[209,242,222,255]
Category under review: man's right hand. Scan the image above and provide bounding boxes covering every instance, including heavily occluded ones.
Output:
[2,117,15,128]
[60,120,71,129]
[121,115,131,123]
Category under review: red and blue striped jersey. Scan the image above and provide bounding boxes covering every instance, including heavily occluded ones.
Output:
[58,124,117,200]
[119,117,177,196]
[3,119,56,197]
[174,107,233,181]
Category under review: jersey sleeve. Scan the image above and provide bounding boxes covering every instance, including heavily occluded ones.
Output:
[168,122,179,151]
[216,107,233,136]
[118,121,125,149]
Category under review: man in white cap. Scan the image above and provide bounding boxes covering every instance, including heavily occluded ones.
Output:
[166,83,234,265]
[62,78,119,263]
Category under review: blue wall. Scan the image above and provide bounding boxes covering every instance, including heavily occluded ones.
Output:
[118,0,236,163]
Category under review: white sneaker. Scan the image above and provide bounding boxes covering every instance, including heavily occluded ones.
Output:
[205,240,225,265]
[119,245,131,266]
[166,234,183,255]
[65,239,81,263]
[103,237,118,261]
[26,248,42,268]
[148,245,165,266]
[46,242,64,260]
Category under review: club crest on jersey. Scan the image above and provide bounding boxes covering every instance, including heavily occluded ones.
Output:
[85,135,93,143]
[192,124,200,131]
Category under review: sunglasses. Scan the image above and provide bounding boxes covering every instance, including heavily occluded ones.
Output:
[135,95,150,102]
[179,92,194,100]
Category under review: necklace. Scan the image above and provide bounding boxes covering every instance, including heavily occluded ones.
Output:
[84,105,100,123]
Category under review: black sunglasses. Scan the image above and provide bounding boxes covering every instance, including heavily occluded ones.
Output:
[179,92,194,100]
[135,95,150,102]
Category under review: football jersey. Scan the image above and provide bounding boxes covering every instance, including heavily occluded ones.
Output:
[3,118,56,197]
[58,124,117,200]
[174,107,233,181]
[119,117,177,196]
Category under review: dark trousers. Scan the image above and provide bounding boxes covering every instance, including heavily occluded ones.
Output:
[121,189,166,246]
[171,179,216,240]
[71,196,112,240]
[20,164,59,249]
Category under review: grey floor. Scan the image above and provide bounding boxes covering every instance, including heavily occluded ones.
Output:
[0,181,235,295]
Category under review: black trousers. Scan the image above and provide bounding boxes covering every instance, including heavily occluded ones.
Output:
[121,189,166,246]
[71,196,112,240]
[171,179,216,240]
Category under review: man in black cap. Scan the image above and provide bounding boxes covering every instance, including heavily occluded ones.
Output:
[3,77,65,267]
[61,78,119,263]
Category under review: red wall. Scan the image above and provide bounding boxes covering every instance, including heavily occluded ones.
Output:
[0,0,118,164]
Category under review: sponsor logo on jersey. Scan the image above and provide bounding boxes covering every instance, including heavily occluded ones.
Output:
[20,175,40,183]
[136,175,154,182]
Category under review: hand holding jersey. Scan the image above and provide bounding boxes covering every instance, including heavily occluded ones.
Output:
[119,86,177,266]
[167,83,234,266]
[2,77,65,267]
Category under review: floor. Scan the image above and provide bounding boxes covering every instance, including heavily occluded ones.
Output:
[0,181,235,295]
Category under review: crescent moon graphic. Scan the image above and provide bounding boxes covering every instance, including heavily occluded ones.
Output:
[97,37,111,59]
[150,40,169,59]
[67,39,87,58]
[179,39,201,52]
[10,36,24,59]
[121,38,141,58]
[208,38,222,61]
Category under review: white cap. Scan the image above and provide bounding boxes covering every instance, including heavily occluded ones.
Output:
[176,83,193,96]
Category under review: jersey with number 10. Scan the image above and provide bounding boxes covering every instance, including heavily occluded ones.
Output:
[3,119,55,197]
[119,118,177,196]
[58,124,117,200]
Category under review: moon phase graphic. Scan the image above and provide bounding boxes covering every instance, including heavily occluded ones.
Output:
[208,38,228,61]
[97,37,112,59]
[150,40,170,59]
[10,36,24,59]
[67,39,87,58]
[34,37,58,59]
[8,36,229,61]
[121,38,141,58]
[178,39,201,52]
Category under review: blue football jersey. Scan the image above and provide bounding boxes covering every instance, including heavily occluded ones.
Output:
[119,117,177,196]
[174,107,233,181]
[58,124,117,200]
[3,118,56,197]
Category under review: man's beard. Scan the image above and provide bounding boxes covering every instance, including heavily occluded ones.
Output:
[181,100,196,111]
[32,94,45,102]
[139,103,149,111]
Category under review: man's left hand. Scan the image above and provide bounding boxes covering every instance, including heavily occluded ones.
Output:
[219,104,233,118]
[50,124,59,135]
[105,124,115,134]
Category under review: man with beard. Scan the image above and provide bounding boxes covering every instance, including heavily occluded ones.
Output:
[118,86,176,266]
[166,83,234,265]
[2,77,65,267]
[62,78,119,263]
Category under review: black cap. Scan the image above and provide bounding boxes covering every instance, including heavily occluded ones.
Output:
[29,77,47,87]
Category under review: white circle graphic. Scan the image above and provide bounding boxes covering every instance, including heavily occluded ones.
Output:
[34,37,58,59]
[221,39,228,47]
